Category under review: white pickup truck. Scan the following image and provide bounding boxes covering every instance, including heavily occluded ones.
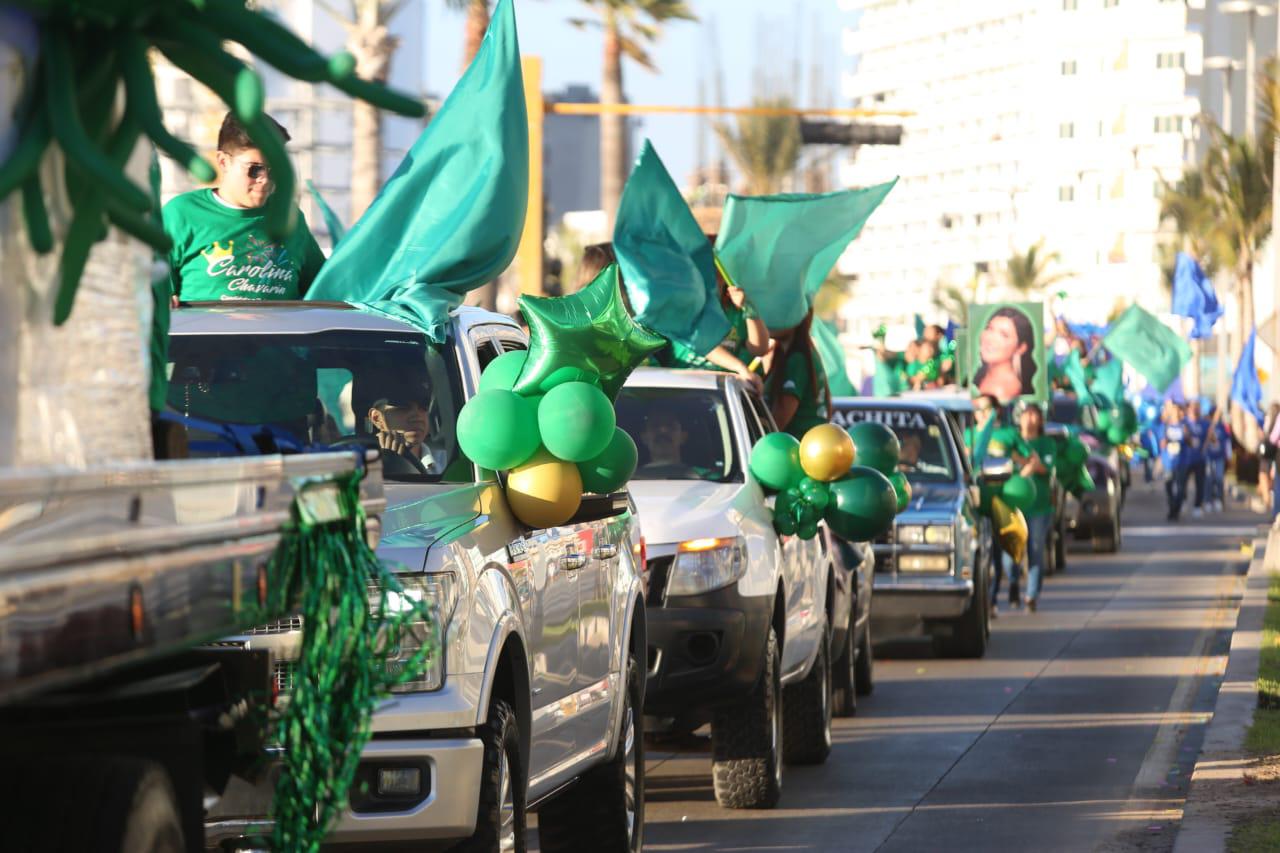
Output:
[168,301,648,853]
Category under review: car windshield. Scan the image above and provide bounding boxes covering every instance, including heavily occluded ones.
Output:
[165,329,469,483]
[1049,395,1080,425]
[616,387,741,483]
[831,406,957,483]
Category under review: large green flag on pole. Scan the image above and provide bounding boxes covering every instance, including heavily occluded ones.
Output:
[306,0,526,341]
[613,141,730,355]
[306,179,346,246]
[1089,356,1124,408]
[714,180,897,330]
[813,319,856,397]
[1063,350,1094,405]
[1102,305,1190,393]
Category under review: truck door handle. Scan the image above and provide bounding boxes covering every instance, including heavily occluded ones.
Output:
[593,544,618,560]
[562,553,587,570]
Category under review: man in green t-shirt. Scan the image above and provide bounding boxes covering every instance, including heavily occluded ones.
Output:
[162,112,325,303]
[1008,402,1054,611]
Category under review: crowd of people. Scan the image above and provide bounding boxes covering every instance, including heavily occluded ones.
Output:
[871,323,958,395]
[1142,399,1231,522]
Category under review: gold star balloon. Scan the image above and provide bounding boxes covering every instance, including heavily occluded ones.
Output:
[514,264,666,400]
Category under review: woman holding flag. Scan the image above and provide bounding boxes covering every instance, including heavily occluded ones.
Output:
[766,310,831,440]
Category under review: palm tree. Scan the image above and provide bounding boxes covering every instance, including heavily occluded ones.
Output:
[445,0,491,69]
[571,0,697,228]
[931,283,968,325]
[713,97,802,195]
[1004,240,1073,295]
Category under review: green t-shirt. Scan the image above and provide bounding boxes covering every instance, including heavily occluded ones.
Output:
[778,351,829,439]
[1013,433,1056,517]
[664,301,759,371]
[163,189,325,302]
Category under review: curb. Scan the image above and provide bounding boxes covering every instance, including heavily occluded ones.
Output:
[1173,524,1278,853]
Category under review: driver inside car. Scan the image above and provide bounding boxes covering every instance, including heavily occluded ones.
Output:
[368,393,441,475]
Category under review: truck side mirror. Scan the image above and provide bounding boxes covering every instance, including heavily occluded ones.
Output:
[978,457,1014,486]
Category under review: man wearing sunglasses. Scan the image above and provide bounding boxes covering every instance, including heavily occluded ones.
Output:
[162,111,325,303]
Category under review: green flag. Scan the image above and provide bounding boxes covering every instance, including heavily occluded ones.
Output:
[715,180,898,330]
[306,0,526,341]
[1102,305,1190,393]
[1063,350,1094,405]
[306,179,346,246]
[613,140,730,356]
[813,320,855,397]
[1089,356,1124,408]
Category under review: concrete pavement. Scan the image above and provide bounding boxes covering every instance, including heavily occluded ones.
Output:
[634,486,1262,852]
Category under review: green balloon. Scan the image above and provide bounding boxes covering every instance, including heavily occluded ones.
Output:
[538,381,617,462]
[578,427,638,494]
[824,466,897,541]
[1094,408,1114,432]
[798,477,830,511]
[1106,423,1129,445]
[889,471,911,513]
[797,500,821,525]
[847,421,900,476]
[1118,401,1138,432]
[1001,474,1037,512]
[478,350,528,393]
[457,390,541,471]
[1061,436,1088,466]
[797,521,819,540]
[533,365,599,395]
[774,511,797,536]
[750,432,804,492]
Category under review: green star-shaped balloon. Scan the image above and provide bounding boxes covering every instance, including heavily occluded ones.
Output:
[514,264,666,400]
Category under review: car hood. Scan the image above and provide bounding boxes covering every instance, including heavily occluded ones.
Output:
[628,479,746,545]
[376,483,486,572]
[901,481,964,519]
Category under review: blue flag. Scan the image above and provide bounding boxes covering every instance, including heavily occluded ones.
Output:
[1171,252,1223,340]
[1231,329,1265,427]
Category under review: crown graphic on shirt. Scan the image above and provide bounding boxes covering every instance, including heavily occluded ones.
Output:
[201,241,235,261]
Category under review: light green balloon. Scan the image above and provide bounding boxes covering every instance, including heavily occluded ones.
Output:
[478,350,528,393]
[457,390,541,471]
[750,432,804,492]
[538,381,617,462]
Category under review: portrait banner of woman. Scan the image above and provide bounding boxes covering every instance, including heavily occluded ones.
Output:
[967,302,1047,404]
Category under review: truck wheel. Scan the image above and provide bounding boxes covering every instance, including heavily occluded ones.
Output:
[939,564,988,659]
[538,653,645,853]
[453,700,526,853]
[0,756,183,853]
[711,628,782,809]
[1092,519,1119,553]
[854,623,875,697]
[783,619,833,766]
[833,617,858,718]
[1055,521,1068,570]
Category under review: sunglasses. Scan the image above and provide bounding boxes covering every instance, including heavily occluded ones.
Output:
[246,162,270,181]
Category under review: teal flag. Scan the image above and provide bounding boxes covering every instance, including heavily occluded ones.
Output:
[614,141,729,356]
[1063,350,1094,405]
[306,0,526,341]
[306,179,346,245]
[1090,357,1124,408]
[1102,305,1191,393]
[715,180,897,330]
[813,320,855,397]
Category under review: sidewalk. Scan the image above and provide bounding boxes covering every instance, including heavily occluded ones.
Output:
[1174,524,1280,853]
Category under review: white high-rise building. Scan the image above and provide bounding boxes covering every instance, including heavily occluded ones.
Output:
[836,0,1205,339]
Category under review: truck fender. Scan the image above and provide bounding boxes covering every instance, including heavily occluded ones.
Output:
[605,585,645,762]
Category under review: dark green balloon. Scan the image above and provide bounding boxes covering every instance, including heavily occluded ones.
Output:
[797,500,821,525]
[1094,408,1113,432]
[478,350,528,393]
[538,381,616,462]
[577,427,638,494]
[824,466,897,541]
[1001,474,1037,512]
[1106,423,1129,445]
[1061,436,1088,466]
[797,521,818,540]
[847,421,900,476]
[889,471,911,513]
[1118,401,1138,433]
[774,511,797,536]
[798,477,830,511]
[750,432,804,492]
[457,390,541,471]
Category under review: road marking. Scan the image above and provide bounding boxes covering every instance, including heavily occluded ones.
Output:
[1124,525,1261,537]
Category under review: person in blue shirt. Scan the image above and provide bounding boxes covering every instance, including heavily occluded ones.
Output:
[1202,403,1231,513]
[1184,399,1210,518]
[1159,402,1191,522]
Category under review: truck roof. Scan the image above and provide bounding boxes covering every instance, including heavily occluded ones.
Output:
[624,366,728,390]
[171,301,515,337]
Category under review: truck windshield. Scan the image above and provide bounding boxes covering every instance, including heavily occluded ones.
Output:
[166,330,469,483]
[831,406,957,484]
[615,387,742,483]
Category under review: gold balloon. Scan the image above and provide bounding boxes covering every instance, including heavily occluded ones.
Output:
[506,449,583,528]
[799,423,857,482]
[991,496,1028,564]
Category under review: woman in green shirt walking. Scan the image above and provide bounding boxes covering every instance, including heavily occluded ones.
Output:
[766,311,830,440]
[1009,402,1054,611]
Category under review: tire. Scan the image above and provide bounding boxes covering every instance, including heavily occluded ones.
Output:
[832,617,857,718]
[0,756,184,853]
[783,619,833,766]
[1054,520,1067,572]
[854,622,874,697]
[452,700,526,853]
[1093,517,1119,553]
[711,628,783,809]
[939,561,988,659]
[538,654,645,853]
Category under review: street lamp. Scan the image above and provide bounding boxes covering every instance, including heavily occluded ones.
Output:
[1219,0,1275,141]
[1202,55,1244,131]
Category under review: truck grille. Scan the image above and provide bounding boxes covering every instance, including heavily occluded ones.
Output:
[273,659,298,693]
[245,616,303,635]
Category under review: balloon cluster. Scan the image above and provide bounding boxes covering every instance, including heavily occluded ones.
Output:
[749,421,908,542]
[1093,401,1139,447]
[457,350,636,529]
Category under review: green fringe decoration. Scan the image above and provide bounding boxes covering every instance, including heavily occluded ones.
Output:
[263,470,435,852]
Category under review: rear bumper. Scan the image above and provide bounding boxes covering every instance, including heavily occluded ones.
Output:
[871,575,973,620]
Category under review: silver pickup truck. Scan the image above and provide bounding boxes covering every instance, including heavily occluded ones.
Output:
[169,302,647,853]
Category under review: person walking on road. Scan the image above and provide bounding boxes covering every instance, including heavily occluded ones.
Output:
[1185,399,1210,517]
[1203,403,1231,513]
[1009,401,1055,613]
[1160,402,1191,521]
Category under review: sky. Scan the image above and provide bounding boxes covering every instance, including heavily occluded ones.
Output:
[418,0,853,187]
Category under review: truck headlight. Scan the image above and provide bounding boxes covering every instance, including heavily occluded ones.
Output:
[668,537,748,596]
[897,524,953,545]
[369,573,457,693]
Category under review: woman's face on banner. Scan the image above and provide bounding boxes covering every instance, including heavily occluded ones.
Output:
[979,315,1026,366]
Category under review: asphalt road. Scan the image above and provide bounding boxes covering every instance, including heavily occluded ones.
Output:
[633,484,1264,853]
